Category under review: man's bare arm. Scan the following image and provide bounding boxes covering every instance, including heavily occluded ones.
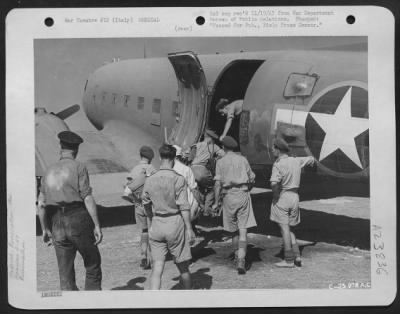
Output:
[220,118,233,139]
[84,194,103,245]
[271,182,280,204]
[37,192,52,244]
[181,209,195,245]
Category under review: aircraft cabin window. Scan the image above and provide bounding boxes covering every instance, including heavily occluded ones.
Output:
[172,101,180,118]
[284,73,318,98]
[112,93,118,105]
[137,96,144,110]
[151,98,161,126]
[124,95,130,108]
[102,92,107,105]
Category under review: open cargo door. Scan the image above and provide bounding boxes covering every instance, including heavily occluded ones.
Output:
[167,52,208,148]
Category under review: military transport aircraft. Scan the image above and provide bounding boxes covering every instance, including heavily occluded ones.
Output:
[35,41,369,194]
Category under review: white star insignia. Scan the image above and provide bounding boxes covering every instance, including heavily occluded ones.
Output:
[309,87,369,169]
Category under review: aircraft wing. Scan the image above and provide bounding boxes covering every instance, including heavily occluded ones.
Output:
[75,130,132,207]
[76,120,163,207]
[76,130,128,175]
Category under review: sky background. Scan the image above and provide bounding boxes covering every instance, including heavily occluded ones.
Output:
[34,37,366,131]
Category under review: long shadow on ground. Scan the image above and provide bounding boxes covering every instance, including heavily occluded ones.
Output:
[36,180,370,250]
[171,268,213,290]
[250,192,370,250]
[111,276,146,290]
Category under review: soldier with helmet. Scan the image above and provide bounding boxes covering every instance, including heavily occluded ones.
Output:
[37,131,102,290]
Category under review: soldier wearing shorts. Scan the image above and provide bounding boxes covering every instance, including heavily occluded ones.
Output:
[212,136,257,274]
[142,144,195,289]
[270,138,315,267]
[125,146,156,269]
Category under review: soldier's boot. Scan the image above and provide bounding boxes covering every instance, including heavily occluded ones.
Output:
[237,258,246,275]
[274,260,295,268]
[275,249,295,268]
[292,243,301,267]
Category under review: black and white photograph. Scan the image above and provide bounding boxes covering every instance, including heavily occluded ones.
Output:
[6,7,396,308]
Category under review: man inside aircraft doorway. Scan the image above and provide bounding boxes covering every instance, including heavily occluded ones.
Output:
[215,98,244,142]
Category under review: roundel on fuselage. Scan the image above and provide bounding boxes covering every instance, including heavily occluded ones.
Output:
[304,81,369,176]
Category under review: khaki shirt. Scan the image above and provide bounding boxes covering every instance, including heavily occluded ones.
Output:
[270,154,315,190]
[191,141,224,166]
[127,160,156,205]
[142,167,190,215]
[127,161,156,191]
[214,151,255,189]
[40,155,92,206]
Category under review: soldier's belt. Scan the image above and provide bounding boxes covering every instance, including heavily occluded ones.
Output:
[222,183,249,191]
[46,202,85,213]
[154,211,180,218]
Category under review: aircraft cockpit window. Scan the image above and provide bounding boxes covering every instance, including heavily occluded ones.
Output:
[137,96,144,110]
[284,73,318,98]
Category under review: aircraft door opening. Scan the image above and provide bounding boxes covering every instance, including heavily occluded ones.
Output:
[207,60,264,148]
[167,52,208,148]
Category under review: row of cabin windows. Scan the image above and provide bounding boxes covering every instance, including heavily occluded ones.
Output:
[94,92,180,117]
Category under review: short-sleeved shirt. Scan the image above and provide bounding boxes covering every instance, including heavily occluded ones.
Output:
[214,151,255,189]
[127,160,156,205]
[191,141,224,166]
[127,161,156,191]
[40,156,92,206]
[270,155,315,190]
[142,167,190,215]
[225,100,243,119]
[173,159,197,206]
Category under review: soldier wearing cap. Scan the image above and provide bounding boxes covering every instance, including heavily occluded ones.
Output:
[37,131,102,290]
[142,144,195,289]
[212,136,257,274]
[215,98,244,141]
[124,145,156,269]
[189,129,225,216]
[270,137,315,268]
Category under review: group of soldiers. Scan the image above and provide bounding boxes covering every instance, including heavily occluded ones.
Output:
[37,120,315,291]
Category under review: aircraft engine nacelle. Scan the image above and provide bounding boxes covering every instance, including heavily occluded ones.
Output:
[35,107,70,177]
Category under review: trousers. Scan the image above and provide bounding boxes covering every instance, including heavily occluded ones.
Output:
[50,206,102,290]
[191,164,214,213]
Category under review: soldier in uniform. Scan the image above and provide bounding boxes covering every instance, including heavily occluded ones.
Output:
[37,131,102,290]
[212,136,257,274]
[270,138,315,268]
[215,98,244,141]
[142,144,195,290]
[189,129,224,216]
[124,146,156,269]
